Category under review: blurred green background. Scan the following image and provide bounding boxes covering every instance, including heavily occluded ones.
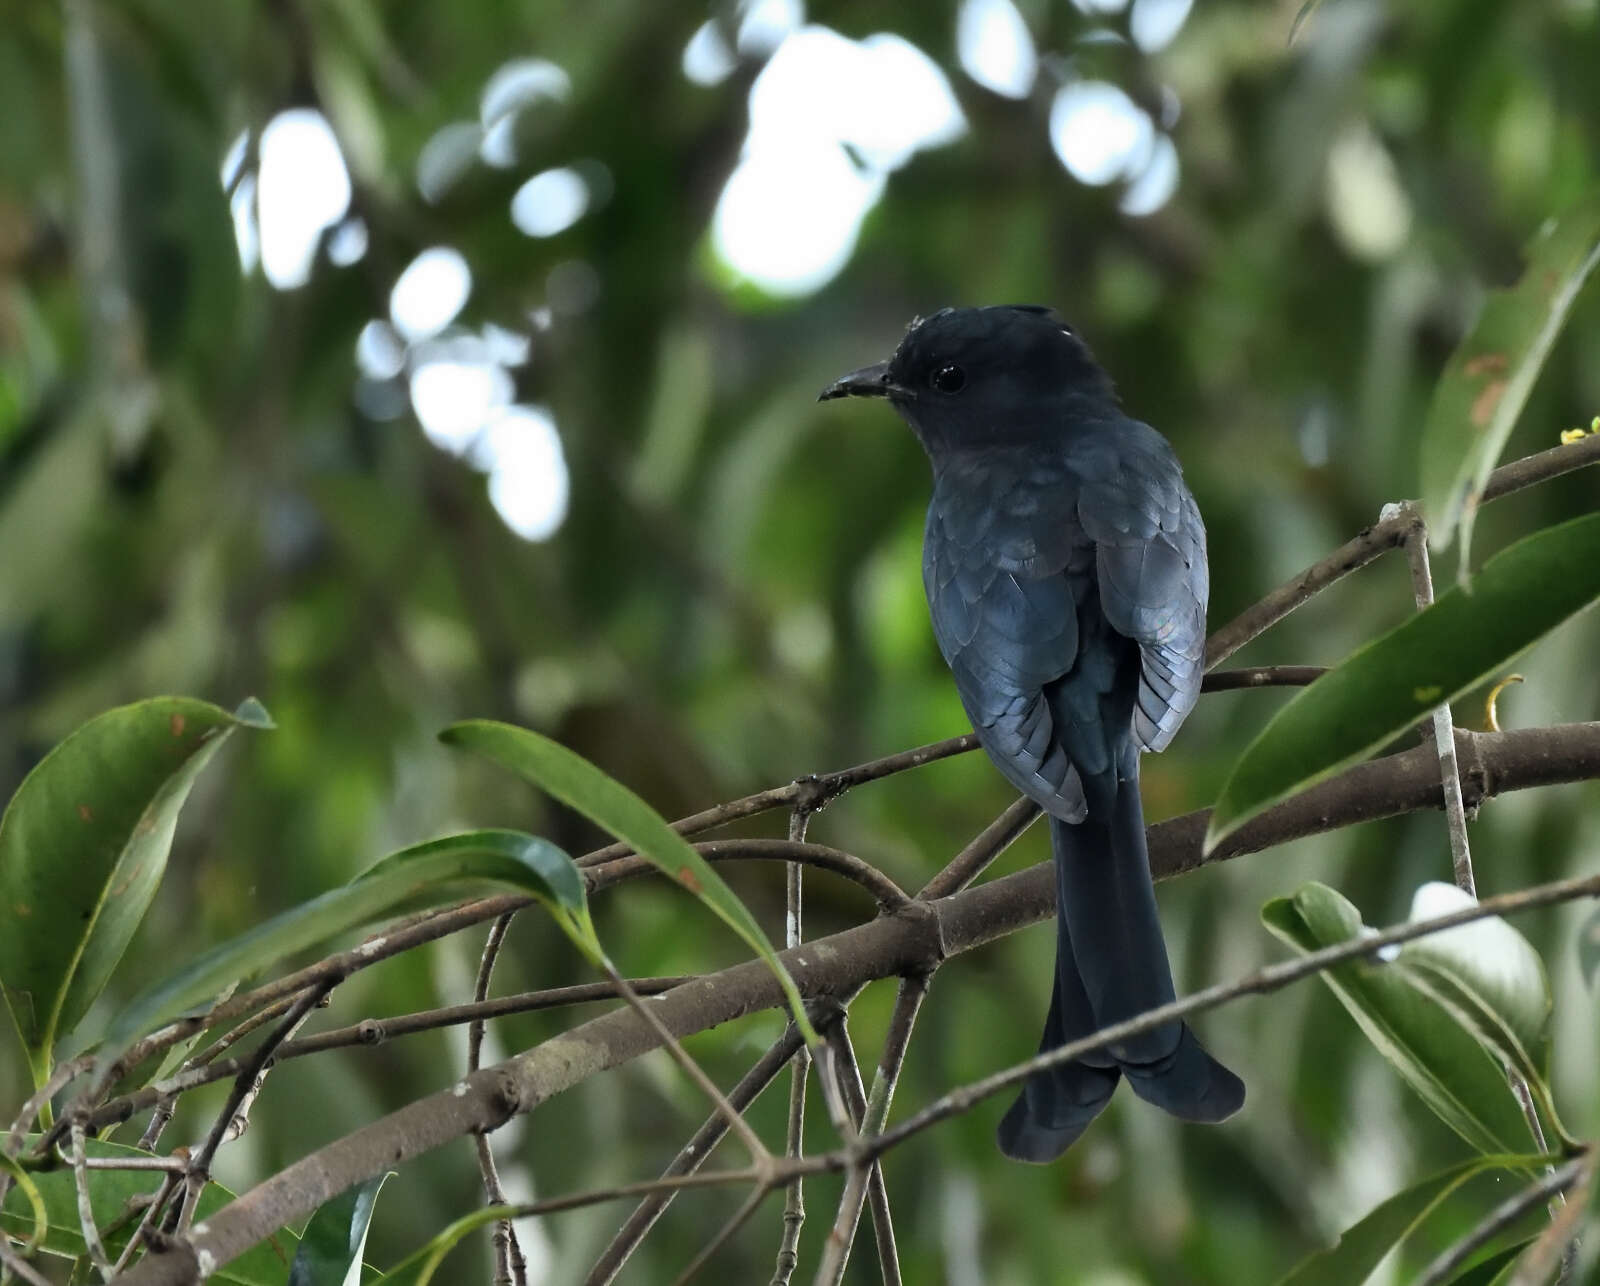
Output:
[3,0,1599,1281]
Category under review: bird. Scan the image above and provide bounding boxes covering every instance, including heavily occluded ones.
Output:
[819,305,1244,1162]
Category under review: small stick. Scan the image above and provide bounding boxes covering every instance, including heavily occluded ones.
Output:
[469,914,528,1286]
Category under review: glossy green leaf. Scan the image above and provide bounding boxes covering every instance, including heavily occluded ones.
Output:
[1390,886,1570,1147]
[1420,201,1600,565]
[1207,513,1600,848]
[440,719,819,1044]
[1399,883,1551,1059]
[1400,961,1571,1148]
[101,829,590,1053]
[1277,1154,1548,1285]
[288,1172,390,1286]
[376,1205,520,1286]
[0,696,272,1082]
[0,1136,298,1282]
[1262,884,1541,1155]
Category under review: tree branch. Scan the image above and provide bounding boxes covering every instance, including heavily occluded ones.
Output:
[65,436,1600,1118]
[854,871,1600,1166]
[588,838,910,909]
[1205,432,1600,667]
[111,722,1600,1284]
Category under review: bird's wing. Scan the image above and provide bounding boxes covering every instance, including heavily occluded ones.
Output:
[1074,427,1208,752]
[925,475,1088,819]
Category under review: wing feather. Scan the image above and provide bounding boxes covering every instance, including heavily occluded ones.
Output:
[1076,426,1207,753]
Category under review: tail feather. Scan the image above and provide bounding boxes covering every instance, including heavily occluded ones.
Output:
[998,761,1244,1160]
[995,918,1120,1163]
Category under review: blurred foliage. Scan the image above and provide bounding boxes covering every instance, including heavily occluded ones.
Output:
[2,0,1600,1281]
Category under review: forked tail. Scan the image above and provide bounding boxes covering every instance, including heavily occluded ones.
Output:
[997,763,1244,1163]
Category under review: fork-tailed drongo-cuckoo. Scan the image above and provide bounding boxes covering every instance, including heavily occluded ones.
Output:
[820,305,1244,1162]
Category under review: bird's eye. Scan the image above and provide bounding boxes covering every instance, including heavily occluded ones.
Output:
[931,364,966,394]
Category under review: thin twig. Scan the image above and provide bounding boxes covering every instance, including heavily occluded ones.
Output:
[586,1028,805,1286]
[673,1182,777,1286]
[109,857,1600,1286]
[1398,502,1573,1260]
[135,1102,176,1154]
[587,838,909,908]
[469,914,528,1286]
[5,1056,93,1157]
[184,991,303,1070]
[605,966,771,1162]
[577,668,1315,869]
[772,807,814,1286]
[70,1121,113,1279]
[1414,1153,1591,1286]
[815,974,926,1286]
[169,981,332,1233]
[1509,1150,1595,1286]
[110,1172,180,1277]
[82,898,512,1124]
[577,744,980,870]
[73,1154,189,1173]
[1204,430,1600,668]
[1395,503,1476,894]
[54,436,1600,1148]
[488,1166,769,1220]
[82,977,692,1151]
[1481,431,1600,502]
[769,1011,852,1280]
[0,1237,51,1286]
[918,797,1042,901]
[63,722,1600,1151]
[283,976,695,1058]
[812,1016,900,1286]
[857,871,1600,1166]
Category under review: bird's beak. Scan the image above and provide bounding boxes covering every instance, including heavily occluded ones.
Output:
[817,361,915,402]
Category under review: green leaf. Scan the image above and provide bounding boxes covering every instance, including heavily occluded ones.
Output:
[376,1205,520,1286]
[1444,1238,1536,1285]
[1388,884,1571,1147]
[1418,201,1600,565]
[1207,513,1600,848]
[0,1136,298,1283]
[1276,1154,1548,1285]
[1399,883,1550,1059]
[0,696,272,1082]
[440,720,819,1044]
[0,1152,46,1254]
[1578,907,1600,988]
[101,829,591,1054]
[1262,884,1541,1155]
[288,1172,390,1286]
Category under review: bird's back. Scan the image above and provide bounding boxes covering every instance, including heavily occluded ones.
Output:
[922,419,1201,820]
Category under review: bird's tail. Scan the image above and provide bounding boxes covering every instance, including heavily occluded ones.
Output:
[997,763,1244,1163]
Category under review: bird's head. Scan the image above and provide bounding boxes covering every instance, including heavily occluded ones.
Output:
[818,305,1118,453]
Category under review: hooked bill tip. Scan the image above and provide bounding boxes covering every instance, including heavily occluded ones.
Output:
[818,361,912,402]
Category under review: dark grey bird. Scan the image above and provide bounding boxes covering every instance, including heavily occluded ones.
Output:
[820,305,1244,1162]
